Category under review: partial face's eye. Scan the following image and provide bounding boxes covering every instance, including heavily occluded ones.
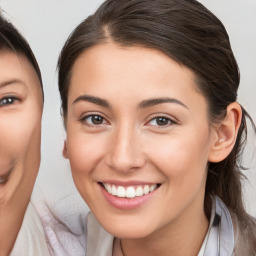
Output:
[0,97,18,106]
[148,116,173,127]
[82,114,108,126]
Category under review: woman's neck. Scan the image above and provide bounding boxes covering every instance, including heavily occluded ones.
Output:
[120,200,209,256]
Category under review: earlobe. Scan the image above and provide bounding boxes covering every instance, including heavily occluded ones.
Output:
[62,140,69,159]
[208,102,242,163]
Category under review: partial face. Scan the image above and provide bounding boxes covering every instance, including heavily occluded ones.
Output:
[0,51,43,203]
[65,44,217,238]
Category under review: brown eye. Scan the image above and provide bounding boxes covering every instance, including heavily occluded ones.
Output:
[82,115,107,126]
[148,116,174,127]
[156,117,169,126]
[91,115,104,125]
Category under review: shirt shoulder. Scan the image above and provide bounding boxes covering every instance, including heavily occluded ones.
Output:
[10,202,50,256]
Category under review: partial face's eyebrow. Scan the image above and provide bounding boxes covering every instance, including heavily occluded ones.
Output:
[0,79,26,88]
[138,97,189,109]
[72,95,111,108]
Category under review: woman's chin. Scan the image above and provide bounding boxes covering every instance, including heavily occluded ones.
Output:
[102,222,154,239]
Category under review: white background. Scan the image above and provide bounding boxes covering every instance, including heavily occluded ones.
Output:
[1,0,255,216]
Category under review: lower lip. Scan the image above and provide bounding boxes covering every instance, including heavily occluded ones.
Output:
[100,185,158,210]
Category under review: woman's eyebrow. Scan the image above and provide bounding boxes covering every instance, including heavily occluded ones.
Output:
[0,79,26,88]
[72,95,111,108]
[138,97,189,109]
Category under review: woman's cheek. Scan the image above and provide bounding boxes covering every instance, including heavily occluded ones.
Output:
[148,134,207,181]
[67,134,105,175]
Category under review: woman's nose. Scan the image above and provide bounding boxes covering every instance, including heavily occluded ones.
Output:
[105,126,146,173]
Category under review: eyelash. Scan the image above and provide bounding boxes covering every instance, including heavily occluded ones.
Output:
[80,114,109,127]
[0,96,19,107]
[147,115,177,128]
[80,114,177,128]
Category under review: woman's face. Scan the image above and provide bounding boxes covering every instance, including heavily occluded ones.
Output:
[0,51,43,204]
[64,43,218,238]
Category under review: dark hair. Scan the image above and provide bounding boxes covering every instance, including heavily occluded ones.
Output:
[58,0,256,243]
[0,12,43,94]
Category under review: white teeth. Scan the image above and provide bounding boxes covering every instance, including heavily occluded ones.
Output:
[112,185,117,196]
[103,183,158,198]
[135,186,144,196]
[117,186,126,197]
[150,184,157,192]
[106,184,112,193]
[143,185,150,195]
[126,186,136,198]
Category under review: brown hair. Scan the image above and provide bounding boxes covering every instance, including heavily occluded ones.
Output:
[0,12,43,94]
[58,0,256,245]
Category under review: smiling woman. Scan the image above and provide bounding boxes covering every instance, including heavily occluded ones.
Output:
[57,0,256,255]
[0,13,49,256]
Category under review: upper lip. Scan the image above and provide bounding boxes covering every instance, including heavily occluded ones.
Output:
[99,180,161,186]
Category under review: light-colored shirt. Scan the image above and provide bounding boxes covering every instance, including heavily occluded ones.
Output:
[86,195,236,256]
[10,202,50,256]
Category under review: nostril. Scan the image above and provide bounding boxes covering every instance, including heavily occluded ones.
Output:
[105,131,146,172]
[105,150,146,173]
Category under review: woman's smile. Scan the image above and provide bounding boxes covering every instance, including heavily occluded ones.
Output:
[63,42,217,239]
[57,0,256,253]
[101,182,159,198]
[99,181,161,210]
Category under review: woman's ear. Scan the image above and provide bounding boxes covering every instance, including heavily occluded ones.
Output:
[62,140,69,159]
[208,102,242,163]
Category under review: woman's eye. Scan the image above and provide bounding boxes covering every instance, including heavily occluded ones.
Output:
[82,115,108,126]
[0,97,18,106]
[148,116,173,127]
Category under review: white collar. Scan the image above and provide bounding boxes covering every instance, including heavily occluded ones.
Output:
[203,195,235,255]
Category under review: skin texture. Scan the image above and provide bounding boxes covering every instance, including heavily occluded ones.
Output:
[0,51,43,256]
[64,43,242,256]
